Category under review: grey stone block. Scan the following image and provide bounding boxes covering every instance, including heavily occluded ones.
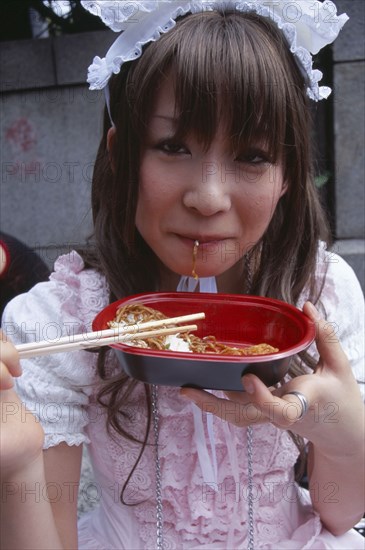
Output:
[0,86,104,250]
[334,61,365,239]
[54,30,115,86]
[0,38,55,92]
[333,1,365,62]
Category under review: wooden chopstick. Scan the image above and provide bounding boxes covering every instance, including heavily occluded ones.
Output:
[17,324,198,359]
[15,312,205,354]
[15,312,205,359]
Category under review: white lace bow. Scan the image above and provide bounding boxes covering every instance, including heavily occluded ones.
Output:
[81,0,348,101]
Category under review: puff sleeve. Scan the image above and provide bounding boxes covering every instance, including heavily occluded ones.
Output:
[319,248,365,398]
[2,251,109,448]
[298,244,365,399]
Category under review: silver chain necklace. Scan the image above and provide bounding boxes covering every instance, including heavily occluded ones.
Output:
[247,424,255,550]
[151,385,255,550]
[151,384,165,550]
[245,251,255,549]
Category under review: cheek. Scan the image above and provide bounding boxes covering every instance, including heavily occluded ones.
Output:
[239,186,282,220]
[257,171,286,209]
[137,167,163,212]
[136,165,178,234]
[258,190,282,214]
[139,160,180,201]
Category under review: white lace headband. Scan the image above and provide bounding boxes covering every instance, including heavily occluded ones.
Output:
[81,0,348,102]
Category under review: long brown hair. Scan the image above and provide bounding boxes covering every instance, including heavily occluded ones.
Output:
[89,9,330,496]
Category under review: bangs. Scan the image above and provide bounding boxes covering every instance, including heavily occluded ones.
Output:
[128,11,304,161]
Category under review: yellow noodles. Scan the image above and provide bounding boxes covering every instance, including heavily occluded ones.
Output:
[192,240,199,280]
[108,303,279,356]
[108,304,169,349]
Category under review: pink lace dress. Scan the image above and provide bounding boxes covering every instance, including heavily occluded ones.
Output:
[4,249,364,549]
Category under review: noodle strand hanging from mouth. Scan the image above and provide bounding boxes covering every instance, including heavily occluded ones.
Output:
[192,240,199,280]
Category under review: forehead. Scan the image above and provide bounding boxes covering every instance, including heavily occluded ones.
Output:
[148,77,234,141]
[130,10,305,157]
[139,36,288,158]
[151,78,176,117]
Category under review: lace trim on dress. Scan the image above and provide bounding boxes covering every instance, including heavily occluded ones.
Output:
[9,251,109,450]
[44,433,89,449]
[93,384,302,548]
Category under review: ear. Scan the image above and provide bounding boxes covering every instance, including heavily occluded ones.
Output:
[279,180,288,198]
[107,126,117,173]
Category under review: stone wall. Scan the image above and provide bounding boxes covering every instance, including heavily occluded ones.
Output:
[0,30,114,263]
[333,0,365,287]
[1,5,364,289]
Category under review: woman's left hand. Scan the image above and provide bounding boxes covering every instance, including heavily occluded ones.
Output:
[180,301,364,451]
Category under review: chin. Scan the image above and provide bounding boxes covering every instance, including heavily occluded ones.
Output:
[179,267,230,279]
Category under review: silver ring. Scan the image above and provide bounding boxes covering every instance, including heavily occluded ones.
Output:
[285,391,309,420]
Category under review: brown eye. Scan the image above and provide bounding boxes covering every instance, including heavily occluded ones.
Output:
[235,149,271,165]
[159,141,189,155]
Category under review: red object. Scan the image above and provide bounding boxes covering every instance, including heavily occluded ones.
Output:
[93,293,315,391]
[0,240,11,278]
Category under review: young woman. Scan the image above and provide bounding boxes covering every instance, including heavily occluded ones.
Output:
[1,2,364,548]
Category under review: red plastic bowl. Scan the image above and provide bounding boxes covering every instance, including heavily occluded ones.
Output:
[92,292,315,391]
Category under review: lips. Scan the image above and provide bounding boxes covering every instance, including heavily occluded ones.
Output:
[175,234,233,256]
[178,234,230,244]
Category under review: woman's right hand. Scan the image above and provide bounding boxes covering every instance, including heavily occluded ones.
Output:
[1,329,22,390]
[0,331,44,479]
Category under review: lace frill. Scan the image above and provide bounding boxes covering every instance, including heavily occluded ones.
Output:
[81,0,348,100]
[90,383,306,549]
[4,251,109,449]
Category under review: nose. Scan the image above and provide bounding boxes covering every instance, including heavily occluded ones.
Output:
[183,162,232,216]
